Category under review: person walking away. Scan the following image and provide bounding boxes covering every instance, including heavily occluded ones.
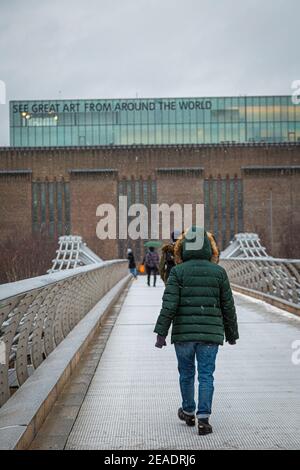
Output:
[160,230,219,284]
[154,226,238,435]
[159,230,182,284]
[145,247,159,287]
[127,248,137,279]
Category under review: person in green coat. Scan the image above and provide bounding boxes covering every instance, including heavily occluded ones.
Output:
[154,226,238,435]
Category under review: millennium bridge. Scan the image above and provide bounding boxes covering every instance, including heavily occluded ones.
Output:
[0,234,299,450]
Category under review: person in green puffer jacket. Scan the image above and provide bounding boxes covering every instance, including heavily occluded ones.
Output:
[154,226,238,435]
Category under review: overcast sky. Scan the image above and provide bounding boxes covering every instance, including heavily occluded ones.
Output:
[0,0,299,146]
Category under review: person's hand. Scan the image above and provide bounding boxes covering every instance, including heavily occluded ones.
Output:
[228,340,236,345]
[155,335,167,348]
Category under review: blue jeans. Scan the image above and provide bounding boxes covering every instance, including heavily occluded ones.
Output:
[129,268,137,278]
[174,341,219,419]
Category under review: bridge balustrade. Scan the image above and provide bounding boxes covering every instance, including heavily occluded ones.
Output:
[0,260,127,407]
[220,257,300,306]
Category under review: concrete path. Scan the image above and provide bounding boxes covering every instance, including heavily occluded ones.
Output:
[63,277,300,450]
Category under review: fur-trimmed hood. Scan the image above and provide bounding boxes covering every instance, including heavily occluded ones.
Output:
[174,228,220,265]
[161,242,175,255]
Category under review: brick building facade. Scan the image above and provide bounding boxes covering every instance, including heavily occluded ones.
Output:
[0,143,299,262]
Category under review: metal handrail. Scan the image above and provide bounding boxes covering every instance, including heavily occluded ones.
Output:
[0,260,127,407]
[220,258,300,305]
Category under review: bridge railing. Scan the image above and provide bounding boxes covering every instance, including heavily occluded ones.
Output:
[0,260,128,407]
[220,257,300,307]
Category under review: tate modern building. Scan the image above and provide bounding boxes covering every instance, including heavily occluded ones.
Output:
[1,94,300,262]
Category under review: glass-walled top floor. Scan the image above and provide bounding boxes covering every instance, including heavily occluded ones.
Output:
[9,95,300,147]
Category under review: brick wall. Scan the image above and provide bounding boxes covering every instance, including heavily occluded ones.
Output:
[0,144,299,259]
[70,170,118,260]
[0,171,32,241]
[243,166,300,257]
[156,168,204,244]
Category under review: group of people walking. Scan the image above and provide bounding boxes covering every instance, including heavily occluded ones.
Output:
[127,245,160,286]
[127,230,180,286]
[127,227,239,436]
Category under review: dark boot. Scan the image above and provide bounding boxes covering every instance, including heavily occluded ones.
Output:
[178,408,195,427]
[198,418,213,435]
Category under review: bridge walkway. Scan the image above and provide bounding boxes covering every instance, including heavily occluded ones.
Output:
[30,277,300,450]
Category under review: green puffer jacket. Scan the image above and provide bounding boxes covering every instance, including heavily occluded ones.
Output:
[154,229,239,345]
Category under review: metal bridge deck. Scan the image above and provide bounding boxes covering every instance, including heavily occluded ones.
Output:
[62,277,300,450]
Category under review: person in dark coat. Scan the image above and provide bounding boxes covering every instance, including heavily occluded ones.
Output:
[159,230,219,284]
[127,248,137,279]
[154,226,238,435]
[158,230,182,284]
[145,247,160,287]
